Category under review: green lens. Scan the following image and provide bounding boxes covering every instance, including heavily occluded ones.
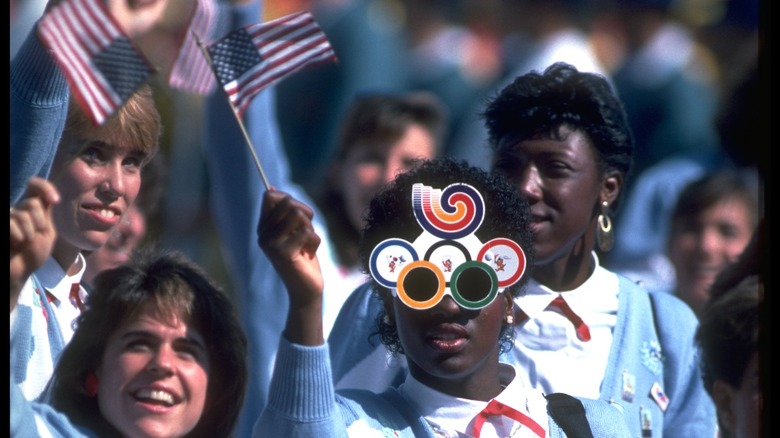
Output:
[451,261,498,309]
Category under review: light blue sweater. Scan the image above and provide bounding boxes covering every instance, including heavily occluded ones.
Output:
[10,21,69,206]
[256,337,631,437]
[328,275,717,437]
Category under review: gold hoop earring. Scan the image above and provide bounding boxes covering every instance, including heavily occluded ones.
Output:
[596,200,614,252]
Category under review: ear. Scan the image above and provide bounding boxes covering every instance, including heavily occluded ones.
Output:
[502,290,514,318]
[712,380,736,433]
[600,170,623,206]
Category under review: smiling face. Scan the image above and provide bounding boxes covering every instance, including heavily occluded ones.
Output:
[97,302,210,438]
[85,204,147,283]
[338,124,436,232]
[50,137,145,266]
[390,290,512,399]
[668,197,755,314]
[492,126,618,288]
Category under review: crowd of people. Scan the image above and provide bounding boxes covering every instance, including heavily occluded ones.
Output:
[10,0,765,436]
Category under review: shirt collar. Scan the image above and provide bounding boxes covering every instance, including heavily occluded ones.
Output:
[516,251,618,319]
[399,363,549,436]
[35,253,86,302]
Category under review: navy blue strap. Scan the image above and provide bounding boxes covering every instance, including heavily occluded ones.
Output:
[545,392,594,438]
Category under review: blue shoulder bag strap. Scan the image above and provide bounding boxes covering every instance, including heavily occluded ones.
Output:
[545,393,594,437]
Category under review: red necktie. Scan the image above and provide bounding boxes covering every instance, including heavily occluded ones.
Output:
[69,283,87,312]
[547,296,590,342]
[473,399,546,438]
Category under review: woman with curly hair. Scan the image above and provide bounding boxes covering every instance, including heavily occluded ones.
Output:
[255,157,630,436]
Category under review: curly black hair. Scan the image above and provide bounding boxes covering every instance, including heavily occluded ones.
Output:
[482,62,635,209]
[696,275,760,395]
[358,157,535,355]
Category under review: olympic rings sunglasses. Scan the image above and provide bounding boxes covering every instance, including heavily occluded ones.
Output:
[393,260,500,310]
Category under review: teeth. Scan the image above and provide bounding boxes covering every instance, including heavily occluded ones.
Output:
[135,389,175,406]
[433,333,460,340]
[99,209,116,218]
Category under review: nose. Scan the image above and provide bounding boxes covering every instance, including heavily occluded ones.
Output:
[99,161,126,198]
[430,293,462,318]
[696,227,723,258]
[383,163,399,184]
[516,166,542,203]
[146,346,175,376]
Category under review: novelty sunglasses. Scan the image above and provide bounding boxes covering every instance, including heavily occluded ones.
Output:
[369,182,527,311]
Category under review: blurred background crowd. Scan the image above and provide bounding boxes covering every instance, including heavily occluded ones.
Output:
[10,0,767,299]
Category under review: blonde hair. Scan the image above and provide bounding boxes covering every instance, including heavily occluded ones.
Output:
[61,83,161,165]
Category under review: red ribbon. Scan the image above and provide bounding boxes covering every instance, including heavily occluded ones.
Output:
[473,399,546,438]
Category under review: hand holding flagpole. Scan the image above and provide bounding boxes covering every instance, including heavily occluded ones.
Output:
[194,32,271,190]
[193,10,338,192]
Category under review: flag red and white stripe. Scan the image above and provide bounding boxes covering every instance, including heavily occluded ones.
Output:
[168,0,218,95]
[207,11,337,117]
[38,0,153,126]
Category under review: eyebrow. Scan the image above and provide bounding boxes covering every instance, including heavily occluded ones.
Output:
[120,330,207,351]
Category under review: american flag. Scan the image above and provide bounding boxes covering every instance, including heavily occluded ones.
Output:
[38,0,153,126]
[168,0,218,95]
[207,11,337,117]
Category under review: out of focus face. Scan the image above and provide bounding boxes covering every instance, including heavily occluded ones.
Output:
[338,124,436,232]
[668,197,755,314]
[84,204,146,283]
[97,302,210,438]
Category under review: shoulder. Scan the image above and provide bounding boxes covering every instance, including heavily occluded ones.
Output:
[576,397,632,437]
[647,288,697,320]
[616,274,698,328]
[12,382,95,438]
[330,281,382,327]
[335,388,420,434]
[546,393,630,437]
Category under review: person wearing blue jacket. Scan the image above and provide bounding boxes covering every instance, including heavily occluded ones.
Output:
[202,2,346,436]
[328,63,717,437]
[11,180,247,437]
[10,10,162,401]
[10,15,69,206]
[256,157,631,437]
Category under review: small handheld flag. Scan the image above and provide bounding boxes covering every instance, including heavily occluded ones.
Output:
[206,10,338,118]
[38,0,154,126]
[169,0,219,95]
[196,10,338,189]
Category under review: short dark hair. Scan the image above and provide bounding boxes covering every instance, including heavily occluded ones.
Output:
[669,168,760,235]
[482,62,634,206]
[48,248,248,438]
[695,274,760,394]
[337,91,447,160]
[359,157,535,355]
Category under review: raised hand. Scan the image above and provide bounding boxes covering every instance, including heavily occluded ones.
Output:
[10,177,60,312]
[257,189,325,346]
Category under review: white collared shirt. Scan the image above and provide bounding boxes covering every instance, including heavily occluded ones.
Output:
[34,254,87,343]
[512,252,619,399]
[398,363,550,437]
[11,254,88,400]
